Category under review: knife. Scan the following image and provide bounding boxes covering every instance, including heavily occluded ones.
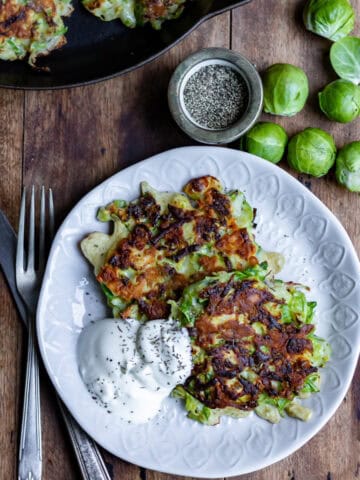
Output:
[0,210,27,322]
[0,209,111,480]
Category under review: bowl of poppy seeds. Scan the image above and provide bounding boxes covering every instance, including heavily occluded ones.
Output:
[168,48,263,144]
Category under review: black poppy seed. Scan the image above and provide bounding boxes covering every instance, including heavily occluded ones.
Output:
[183,64,248,130]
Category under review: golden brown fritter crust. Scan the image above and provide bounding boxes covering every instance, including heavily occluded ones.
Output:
[82,0,186,29]
[0,0,72,66]
[184,277,316,411]
[95,176,259,320]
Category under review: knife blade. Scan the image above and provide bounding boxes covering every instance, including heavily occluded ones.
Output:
[0,209,111,480]
[0,210,27,323]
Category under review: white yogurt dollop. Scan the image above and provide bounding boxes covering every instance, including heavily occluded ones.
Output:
[78,318,192,423]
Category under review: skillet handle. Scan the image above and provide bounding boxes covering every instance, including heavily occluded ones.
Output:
[209,0,252,16]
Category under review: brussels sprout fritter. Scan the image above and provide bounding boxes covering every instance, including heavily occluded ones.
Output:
[82,0,186,29]
[0,0,187,67]
[173,266,330,425]
[0,0,73,67]
[81,176,281,322]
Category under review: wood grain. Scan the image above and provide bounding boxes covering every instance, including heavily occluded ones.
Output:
[0,1,359,479]
[0,89,24,480]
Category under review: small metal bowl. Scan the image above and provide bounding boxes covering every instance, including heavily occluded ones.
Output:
[168,48,263,144]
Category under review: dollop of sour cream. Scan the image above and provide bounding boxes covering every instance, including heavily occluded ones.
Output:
[77,318,192,423]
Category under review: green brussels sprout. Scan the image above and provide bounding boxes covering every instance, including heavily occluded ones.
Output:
[287,128,336,177]
[240,122,288,163]
[303,0,355,41]
[330,36,360,85]
[319,79,360,122]
[335,141,360,192]
[262,64,309,117]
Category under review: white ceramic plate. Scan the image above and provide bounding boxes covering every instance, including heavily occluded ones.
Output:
[37,147,360,477]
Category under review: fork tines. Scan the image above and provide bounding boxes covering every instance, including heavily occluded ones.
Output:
[16,186,54,281]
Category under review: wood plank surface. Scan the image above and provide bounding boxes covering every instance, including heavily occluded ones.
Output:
[0,1,359,479]
[0,89,24,480]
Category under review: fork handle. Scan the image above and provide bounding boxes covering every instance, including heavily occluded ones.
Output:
[18,315,42,480]
[57,400,111,480]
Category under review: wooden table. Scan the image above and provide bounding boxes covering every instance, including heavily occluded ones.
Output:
[0,0,359,478]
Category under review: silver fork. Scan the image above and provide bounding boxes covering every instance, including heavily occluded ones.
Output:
[16,186,53,480]
[15,188,111,480]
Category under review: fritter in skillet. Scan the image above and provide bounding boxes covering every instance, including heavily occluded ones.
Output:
[173,264,330,425]
[81,176,282,321]
[82,0,186,29]
[0,0,73,67]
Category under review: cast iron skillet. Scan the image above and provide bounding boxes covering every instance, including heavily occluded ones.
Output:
[0,0,251,89]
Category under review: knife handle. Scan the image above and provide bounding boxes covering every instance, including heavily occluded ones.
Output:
[18,316,42,480]
[57,399,111,480]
